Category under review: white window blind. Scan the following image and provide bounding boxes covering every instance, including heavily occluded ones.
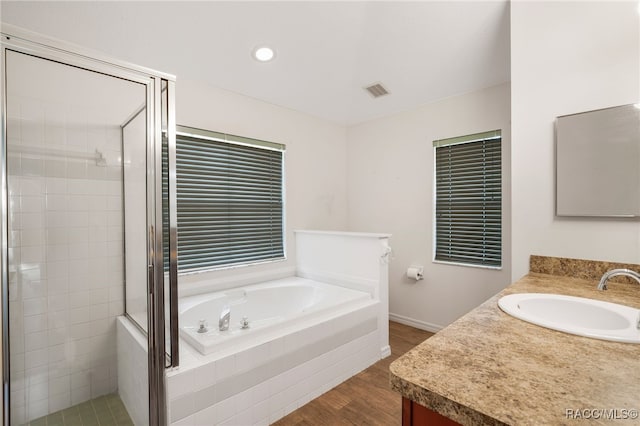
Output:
[170,126,285,272]
[434,130,502,268]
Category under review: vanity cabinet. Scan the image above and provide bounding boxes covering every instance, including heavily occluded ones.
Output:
[402,397,460,426]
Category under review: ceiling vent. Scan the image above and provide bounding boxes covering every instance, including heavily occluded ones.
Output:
[364,82,390,98]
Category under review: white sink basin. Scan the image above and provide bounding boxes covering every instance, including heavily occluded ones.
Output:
[498,293,640,344]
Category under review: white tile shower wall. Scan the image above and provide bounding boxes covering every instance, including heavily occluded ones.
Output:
[7,96,124,423]
[167,303,380,425]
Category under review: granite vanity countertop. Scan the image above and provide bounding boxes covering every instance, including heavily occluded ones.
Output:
[389,272,640,425]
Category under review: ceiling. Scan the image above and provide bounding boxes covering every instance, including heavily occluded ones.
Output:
[0,1,511,126]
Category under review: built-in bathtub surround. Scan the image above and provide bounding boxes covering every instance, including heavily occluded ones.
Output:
[115,230,391,425]
[167,302,380,425]
[294,230,392,357]
[390,255,640,425]
[116,317,148,426]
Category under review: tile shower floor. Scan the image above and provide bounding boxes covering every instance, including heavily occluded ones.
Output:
[25,394,133,426]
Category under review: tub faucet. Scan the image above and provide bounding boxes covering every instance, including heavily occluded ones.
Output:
[597,269,640,290]
[219,306,231,331]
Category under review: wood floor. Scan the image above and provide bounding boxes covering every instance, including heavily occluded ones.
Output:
[273,321,433,425]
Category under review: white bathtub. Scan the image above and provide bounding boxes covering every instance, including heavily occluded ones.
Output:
[179,276,372,355]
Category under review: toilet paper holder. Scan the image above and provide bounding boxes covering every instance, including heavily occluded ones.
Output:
[407,265,424,281]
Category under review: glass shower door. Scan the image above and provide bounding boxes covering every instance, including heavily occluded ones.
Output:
[1,35,175,425]
[122,101,149,334]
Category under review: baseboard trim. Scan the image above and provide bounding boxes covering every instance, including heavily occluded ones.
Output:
[380,345,391,359]
[389,313,444,333]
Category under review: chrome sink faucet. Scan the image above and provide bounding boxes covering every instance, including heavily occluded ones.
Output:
[219,306,231,331]
[597,269,640,290]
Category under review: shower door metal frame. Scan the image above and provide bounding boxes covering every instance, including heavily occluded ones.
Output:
[0,24,179,425]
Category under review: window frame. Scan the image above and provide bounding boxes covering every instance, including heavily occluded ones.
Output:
[432,130,502,270]
[169,125,287,274]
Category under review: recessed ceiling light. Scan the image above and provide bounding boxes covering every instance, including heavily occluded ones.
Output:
[253,46,275,62]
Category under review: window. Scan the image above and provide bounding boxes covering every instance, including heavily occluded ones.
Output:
[434,130,502,268]
[168,126,285,272]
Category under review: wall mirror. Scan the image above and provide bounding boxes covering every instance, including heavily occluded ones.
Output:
[556,103,640,217]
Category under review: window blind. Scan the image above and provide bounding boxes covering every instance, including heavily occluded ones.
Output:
[434,130,502,267]
[169,126,285,272]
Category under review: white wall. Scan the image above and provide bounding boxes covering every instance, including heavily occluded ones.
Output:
[177,78,349,290]
[346,83,511,331]
[511,1,640,281]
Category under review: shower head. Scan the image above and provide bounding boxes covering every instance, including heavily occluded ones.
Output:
[95,149,107,166]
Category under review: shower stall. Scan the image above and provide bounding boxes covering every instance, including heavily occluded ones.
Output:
[1,26,178,425]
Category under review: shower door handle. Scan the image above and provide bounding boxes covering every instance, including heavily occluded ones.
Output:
[148,264,154,295]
